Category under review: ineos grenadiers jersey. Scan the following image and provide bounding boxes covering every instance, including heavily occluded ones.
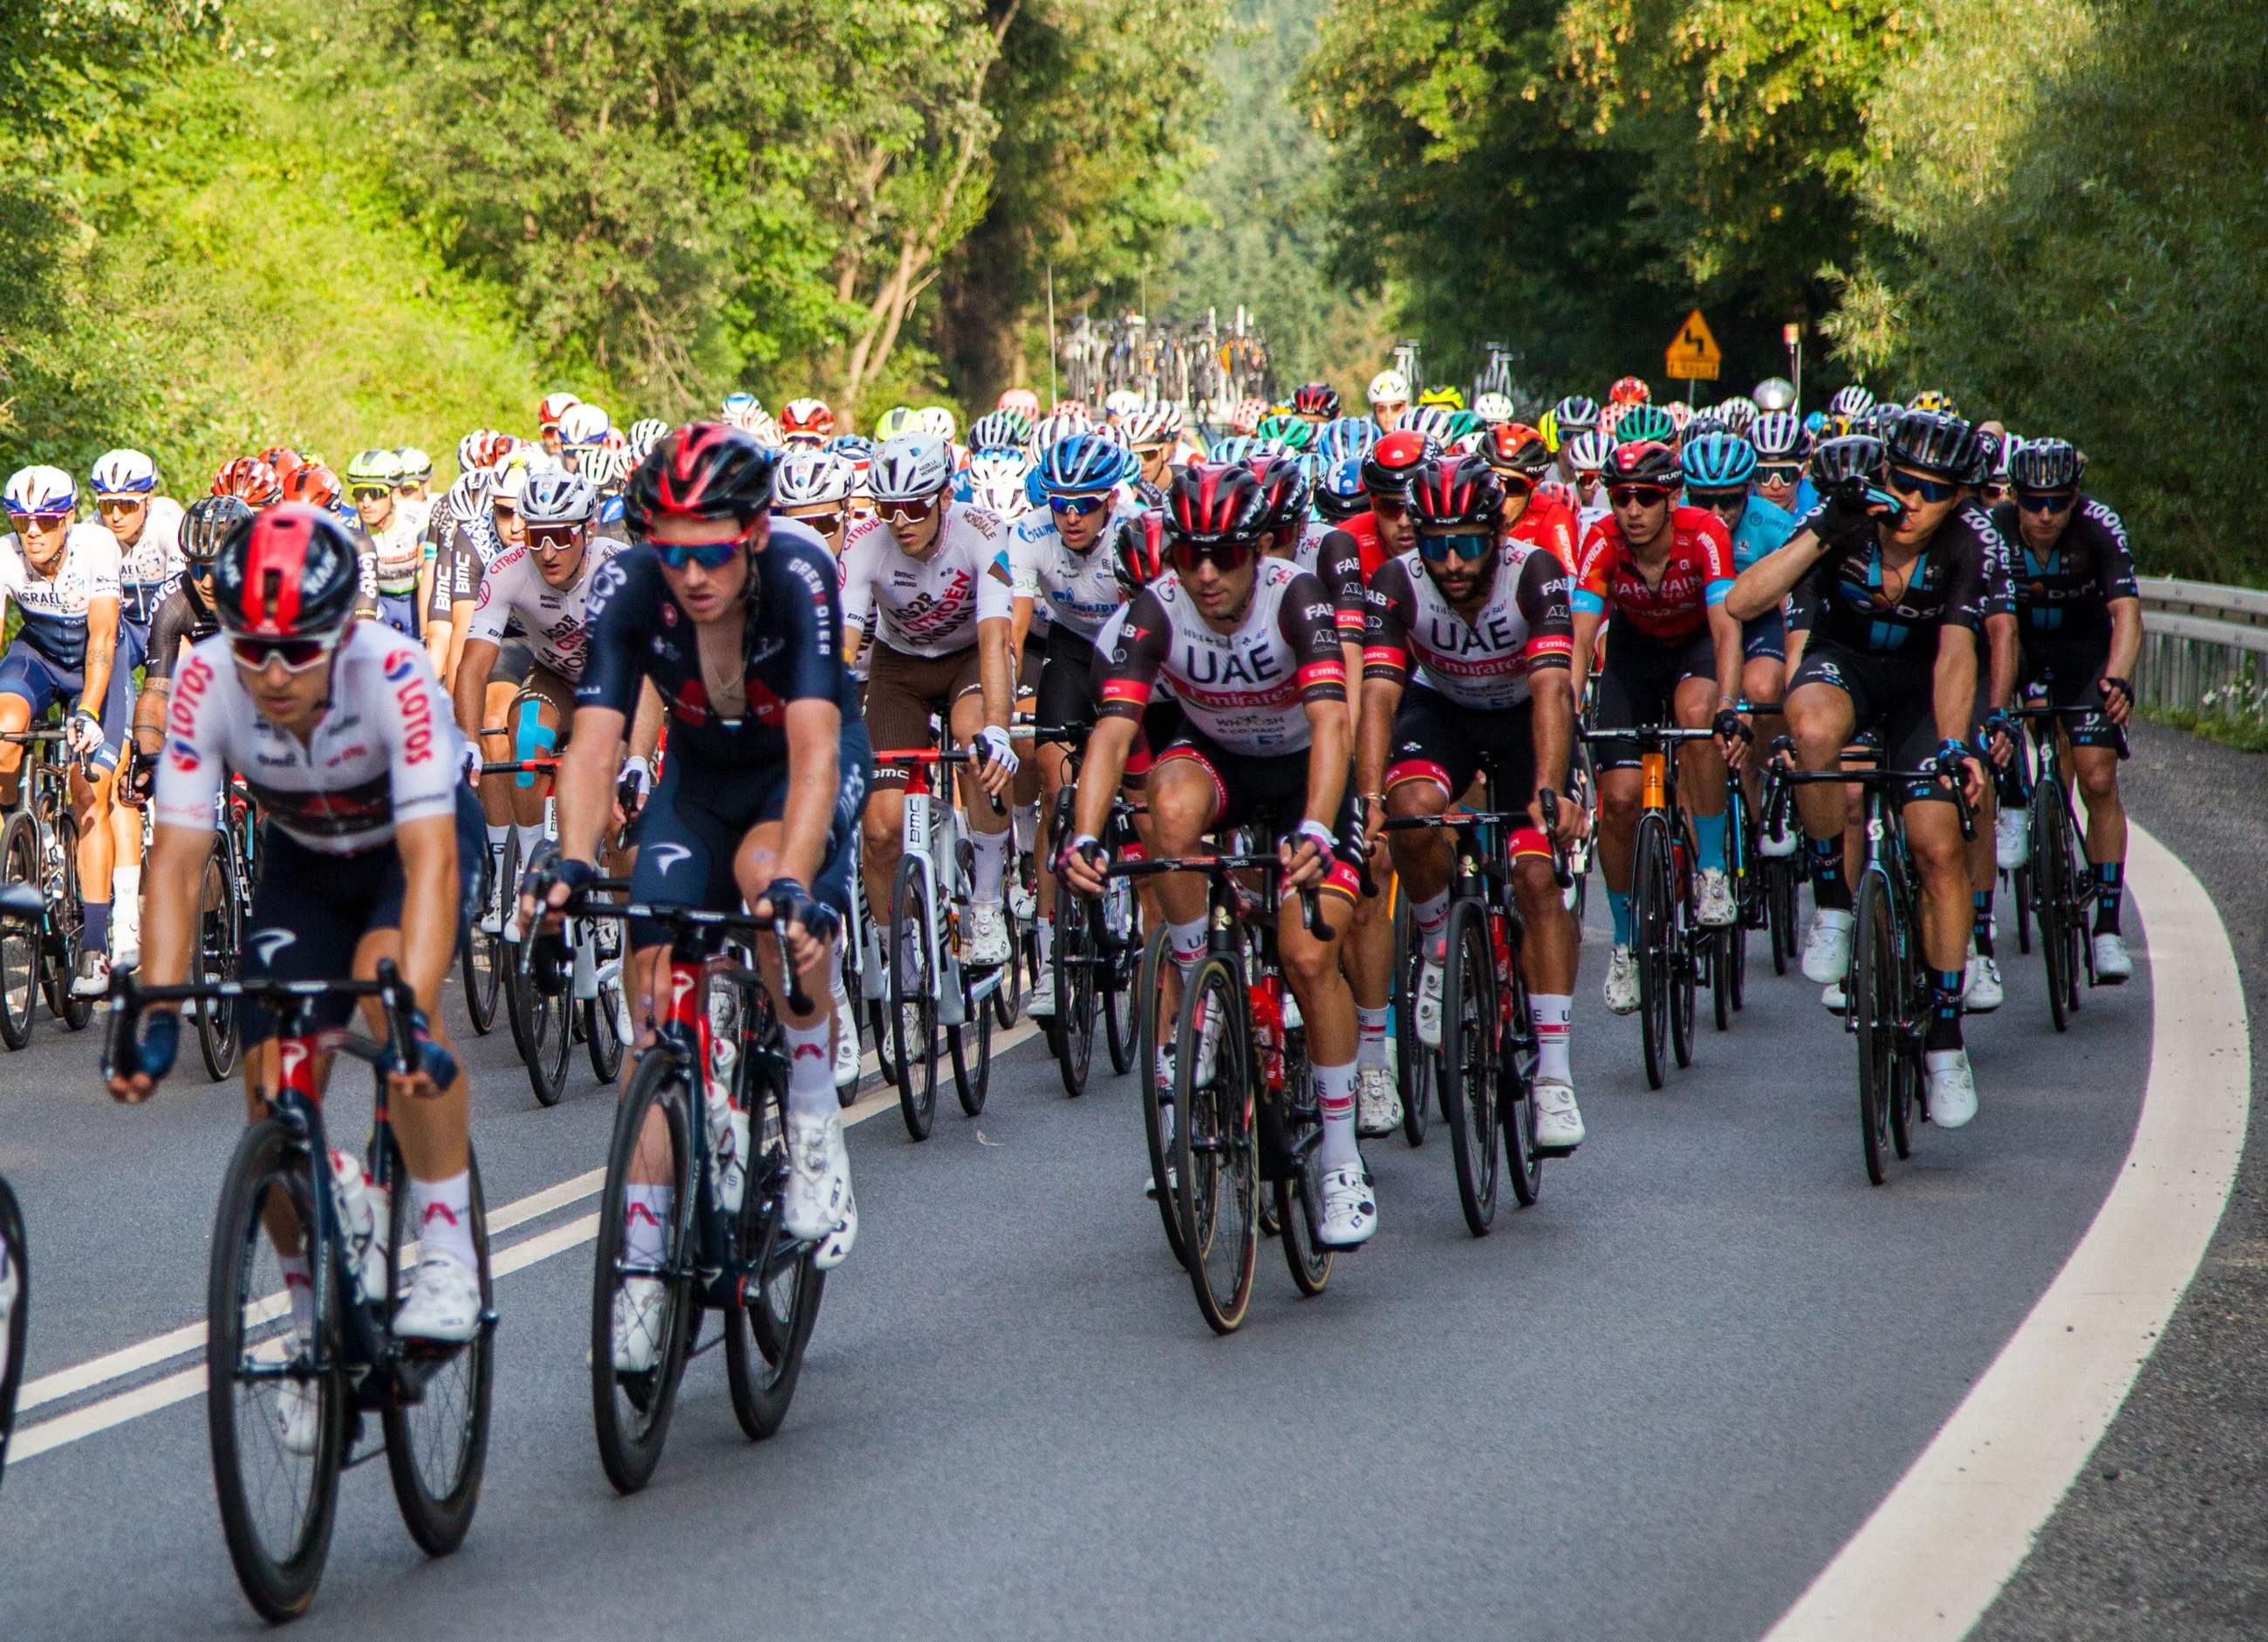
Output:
[1286,521,1370,643]
[978,503,1135,641]
[1363,544,1575,710]
[462,537,627,682]
[0,523,121,671]
[839,501,1005,658]
[114,497,187,626]
[1786,499,1994,654]
[576,521,861,767]
[156,623,464,854]
[1985,494,2139,642]
[1097,558,1346,756]
[1572,507,1736,644]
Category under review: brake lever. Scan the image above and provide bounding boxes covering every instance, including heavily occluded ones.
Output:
[1538,787,1573,890]
[772,918,814,1016]
[1299,887,1335,942]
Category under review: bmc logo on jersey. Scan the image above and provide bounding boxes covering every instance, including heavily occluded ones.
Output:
[383,649,417,682]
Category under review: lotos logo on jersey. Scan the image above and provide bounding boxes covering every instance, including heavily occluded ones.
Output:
[168,653,214,737]
[383,649,416,682]
[394,678,435,763]
[167,736,200,774]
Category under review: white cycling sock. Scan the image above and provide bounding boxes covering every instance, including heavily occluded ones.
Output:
[1534,994,1573,1084]
[485,823,509,861]
[828,945,850,1007]
[1169,918,1207,977]
[1013,801,1038,857]
[1356,1006,1390,1071]
[1034,915,1053,970]
[1413,889,1450,945]
[513,820,548,865]
[1315,1061,1362,1171]
[112,865,141,951]
[784,1021,835,1118]
[622,1185,673,1268]
[409,1173,477,1271]
[970,826,1008,902]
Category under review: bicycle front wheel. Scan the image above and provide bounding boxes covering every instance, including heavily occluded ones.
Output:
[1137,924,1190,1267]
[1438,900,1499,1236]
[208,1119,342,1621]
[2035,790,2073,1032]
[381,1145,494,1555]
[949,962,991,1116]
[585,920,626,1084]
[1054,886,1097,1098]
[50,812,89,1031]
[0,814,38,1050]
[1854,871,1900,1186]
[725,1059,825,1440]
[590,1053,696,1494]
[889,855,939,1140]
[0,1174,25,1479]
[1393,890,1430,1146]
[195,840,242,1079]
[1102,873,1141,1076]
[1633,814,1672,1090]
[1172,954,1258,1334]
[522,953,574,1108]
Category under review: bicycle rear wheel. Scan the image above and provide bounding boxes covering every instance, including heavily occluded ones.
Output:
[584,920,625,1085]
[521,954,574,1107]
[889,856,939,1140]
[949,961,991,1116]
[0,1175,25,1480]
[195,841,242,1079]
[589,1053,696,1494]
[1172,954,1258,1334]
[500,837,533,1057]
[1854,872,1899,1186]
[1669,843,1696,1070]
[1053,881,1096,1098]
[1392,891,1429,1146]
[0,815,34,1050]
[1274,1028,1332,1296]
[1438,900,1499,1236]
[1500,960,1545,1206]
[1102,872,1141,1075]
[50,813,89,1031]
[381,1145,494,1556]
[725,1059,825,1440]
[1711,924,1733,1031]
[208,1119,342,1621]
[2035,790,2073,1033]
[1633,814,1671,1090]
[460,846,502,1035]
[1137,925,1189,1267]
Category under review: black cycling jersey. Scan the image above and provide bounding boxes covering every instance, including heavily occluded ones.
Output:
[144,581,220,681]
[576,519,861,764]
[1786,498,1998,655]
[1986,494,2139,642]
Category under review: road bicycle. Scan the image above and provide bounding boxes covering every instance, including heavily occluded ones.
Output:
[122,759,247,1077]
[2004,694,2124,1030]
[1110,851,1338,1335]
[104,961,496,1620]
[872,745,1011,1139]
[0,883,38,1482]
[1765,747,1975,1185]
[1383,789,1572,1235]
[1737,700,1805,978]
[0,728,95,1043]
[459,689,563,1040]
[1036,719,1143,1098]
[532,888,827,1494]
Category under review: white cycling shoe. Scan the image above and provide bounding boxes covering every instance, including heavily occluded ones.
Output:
[1925,1049,1978,1128]
[1696,867,1737,927]
[832,998,864,1094]
[1995,807,2030,870]
[1355,1066,1403,1136]
[393,1254,482,1344]
[784,1112,857,1269]
[1414,941,1446,1047]
[611,1276,669,1373]
[271,1372,323,1457]
[966,900,1012,968]
[1758,820,1800,859]
[1532,1080,1584,1149]
[1821,981,1847,1014]
[1964,954,2005,1013]
[1603,946,1641,1015]
[1800,909,1854,984]
[2094,932,2134,982]
[1316,1165,1378,1247]
[1027,968,1056,1018]
[72,948,110,997]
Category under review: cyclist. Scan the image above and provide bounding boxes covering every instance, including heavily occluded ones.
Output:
[347,448,428,639]
[1123,401,1183,504]
[1726,412,1998,1125]
[213,456,284,512]
[1750,410,1808,523]
[92,448,182,968]
[1486,423,1581,564]
[424,464,500,685]
[1362,455,1587,1147]
[1062,463,1377,1246]
[114,503,488,1346]
[1366,369,1411,435]
[527,426,871,1307]
[841,430,1019,975]
[1291,383,1342,427]
[0,465,133,995]
[126,496,243,812]
[1987,438,2142,982]
[1569,441,1746,1016]
[773,447,859,559]
[537,391,581,457]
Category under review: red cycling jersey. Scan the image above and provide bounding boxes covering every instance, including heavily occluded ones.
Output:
[1506,492,1579,567]
[1571,506,1735,643]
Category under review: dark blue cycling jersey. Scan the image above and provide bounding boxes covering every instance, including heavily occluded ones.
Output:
[1786,498,2002,655]
[1986,494,2139,642]
[576,517,862,763]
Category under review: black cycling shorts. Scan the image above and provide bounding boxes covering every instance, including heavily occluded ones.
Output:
[1787,637,1950,806]
[2019,629,2122,749]
[1035,626,1096,741]
[239,785,486,1048]
[1154,726,1363,901]
[1383,686,1554,862]
[1591,622,1718,772]
[1742,610,1786,664]
[625,718,873,953]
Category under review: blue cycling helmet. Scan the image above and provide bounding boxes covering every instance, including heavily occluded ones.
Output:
[1801,411,1828,441]
[1037,431,1131,497]
[1313,455,1368,523]
[1314,417,1379,464]
[826,433,873,462]
[1679,430,1758,491]
[1206,434,1258,465]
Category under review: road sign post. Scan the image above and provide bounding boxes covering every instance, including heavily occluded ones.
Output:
[1665,311,1722,400]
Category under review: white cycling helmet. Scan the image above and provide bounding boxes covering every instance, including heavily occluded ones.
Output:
[1829,385,1875,420]
[90,448,159,499]
[4,465,78,518]
[1714,395,1757,434]
[721,391,762,428]
[521,469,596,526]
[1101,388,1144,421]
[868,432,954,503]
[1472,392,1514,427]
[960,450,1031,515]
[445,468,491,517]
[557,401,612,448]
[394,447,434,484]
[914,405,960,443]
[625,418,670,462]
[577,446,633,490]
[1120,400,1183,448]
[1396,404,1454,439]
[1366,368,1410,405]
[1565,430,1617,473]
[773,448,857,508]
[1752,377,1798,413]
[1750,410,1804,459]
[1027,410,1092,463]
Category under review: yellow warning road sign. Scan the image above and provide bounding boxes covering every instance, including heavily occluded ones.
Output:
[1666,309,1722,381]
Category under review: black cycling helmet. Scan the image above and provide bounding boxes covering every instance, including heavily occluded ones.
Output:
[1291,382,1342,420]
[182,494,253,564]
[624,422,780,537]
[1601,440,1681,489]
[1409,455,1506,529]
[1163,462,1271,545]
[1246,455,1311,533]
[212,503,361,641]
[1884,407,1982,482]
[1112,510,1166,598]
[2008,438,2086,493]
[1808,434,1887,489]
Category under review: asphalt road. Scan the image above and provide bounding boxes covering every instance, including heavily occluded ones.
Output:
[0,845,2157,1640]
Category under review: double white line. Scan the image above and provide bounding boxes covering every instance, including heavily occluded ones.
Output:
[5,1020,1044,1468]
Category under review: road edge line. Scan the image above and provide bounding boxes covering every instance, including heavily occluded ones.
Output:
[1759,818,2251,1640]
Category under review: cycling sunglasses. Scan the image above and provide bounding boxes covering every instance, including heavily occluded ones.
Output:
[1688,489,1748,513]
[529,526,584,552]
[1418,532,1493,563]
[1979,482,2012,504]
[652,534,746,571]
[792,511,844,537]
[1049,494,1111,518]
[95,496,147,514]
[1167,537,1254,574]
[1367,490,1411,519]
[350,484,391,502]
[229,634,338,673]
[1886,468,1962,503]
[1608,485,1669,509]
[1755,463,1802,486]
[186,562,215,583]
[878,496,937,524]
[1489,470,1535,497]
[2015,488,2079,514]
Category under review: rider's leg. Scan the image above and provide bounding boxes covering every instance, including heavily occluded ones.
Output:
[0,694,27,809]
[1595,767,1643,944]
[2071,742,2128,931]
[1035,739,1069,981]
[949,688,1011,898]
[72,761,117,963]
[1740,653,1785,817]
[1145,754,1219,1027]
[1279,886,1358,1168]
[1513,852,1579,1086]
[1672,674,1728,870]
[1342,829,1393,1065]
[1905,798,1974,1050]
[1786,681,1860,903]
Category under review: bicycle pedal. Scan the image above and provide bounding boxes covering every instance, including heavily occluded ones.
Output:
[1532,1143,1578,1160]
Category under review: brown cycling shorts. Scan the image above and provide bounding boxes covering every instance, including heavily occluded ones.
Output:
[864,641,986,788]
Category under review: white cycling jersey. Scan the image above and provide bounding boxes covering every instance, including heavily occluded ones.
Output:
[115,498,186,625]
[364,512,429,598]
[462,536,627,682]
[156,622,464,854]
[0,523,122,671]
[977,502,1134,643]
[839,501,1005,658]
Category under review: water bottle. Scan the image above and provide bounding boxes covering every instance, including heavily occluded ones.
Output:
[330,1151,390,1305]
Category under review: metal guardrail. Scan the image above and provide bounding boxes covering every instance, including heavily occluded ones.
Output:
[2135,577,2268,718]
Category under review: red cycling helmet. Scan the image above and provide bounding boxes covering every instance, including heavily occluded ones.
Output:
[257,447,304,482]
[778,398,836,441]
[212,457,284,510]
[1244,454,1311,533]
[1608,375,1652,407]
[1359,428,1434,497]
[1291,382,1342,420]
[1112,510,1166,597]
[282,462,341,510]
[212,504,361,641]
[624,422,780,536]
[1163,462,1270,546]
[1486,421,1553,478]
[536,392,581,431]
[1410,455,1506,529]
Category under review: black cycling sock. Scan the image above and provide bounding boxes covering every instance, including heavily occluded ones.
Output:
[1927,968,1965,1051]
[1972,890,1994,958]
[1808,834,1852,911]
[2094,861,2124,935]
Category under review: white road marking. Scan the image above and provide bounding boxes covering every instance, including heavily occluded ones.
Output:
[1762,820,2250,1641]
[4,1018,1045,1466]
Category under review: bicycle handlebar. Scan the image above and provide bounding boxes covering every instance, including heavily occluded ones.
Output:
[103,961,419,1084]
[1762,760,1977,842]
[871,746,1008,817]
[1103,851,1333,940]
[530,879,815,1016]
[1377,788,1575,889]
[1577,724,1723,746]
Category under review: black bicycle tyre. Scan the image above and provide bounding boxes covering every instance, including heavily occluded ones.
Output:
[0,1175,25,1481]
[522,948,574,1107]
[949,963,991,1116]
[584,917,626,1084]
[1438,900,1499,1237]
[1668,834,1696,1070]
[1172,954,1257,1334]
[1392,891,1430,1146]
[460,846,502,1036]
[1500,955,1545,1207]
[500,837,534,1060]
[1711,923,1733,1032]
[1633,814,1670,1090]
[2036,789,2072,1033]
[590,1052,696,1494]
[724,1058,826,1440]
[0,814,39,1050]
[1274,1023,1330,1296]
[1854,871,1899,1186]
[51,812,90,1031]
[1136,924,1189,1267]
[195,841,243,1079]
[1102,872,1141,1076]
[889,855,939,1139]
[208,1119,342,1621]
[1053,876,1095,1098]
[380,1144,494,1556]
[2012,865,2034,955]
